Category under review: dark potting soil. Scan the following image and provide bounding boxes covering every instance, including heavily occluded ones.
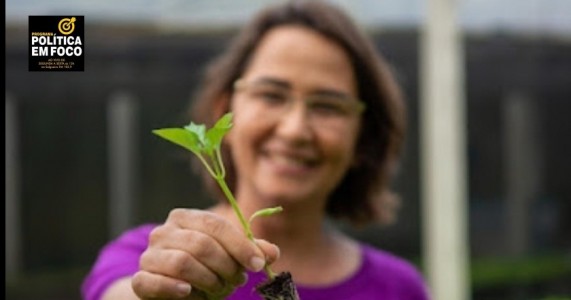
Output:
[256,272,300,300]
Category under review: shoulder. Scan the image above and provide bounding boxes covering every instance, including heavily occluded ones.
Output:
[99,223,159,267]
[96,223,158,258]
[110,223,158,247]
[358,243,431,299]
[81,223,158,300]
[361,244,422,279]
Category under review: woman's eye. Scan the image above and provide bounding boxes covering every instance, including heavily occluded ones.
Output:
[311,100,347,115]
[255,90,287,104]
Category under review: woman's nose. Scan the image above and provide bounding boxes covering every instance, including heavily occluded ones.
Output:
[274,100,313,143]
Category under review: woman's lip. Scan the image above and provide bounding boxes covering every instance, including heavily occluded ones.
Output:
[261,151,318,176]
[261,144,318,162]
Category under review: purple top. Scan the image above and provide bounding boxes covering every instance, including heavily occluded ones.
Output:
[82,224,431,300]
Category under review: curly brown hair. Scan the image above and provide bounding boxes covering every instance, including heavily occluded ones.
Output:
[190,0,406,227]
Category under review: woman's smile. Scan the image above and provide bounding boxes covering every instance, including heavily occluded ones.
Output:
[259,144,320,178]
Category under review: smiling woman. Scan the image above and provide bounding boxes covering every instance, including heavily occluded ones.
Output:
[81,1,431,300]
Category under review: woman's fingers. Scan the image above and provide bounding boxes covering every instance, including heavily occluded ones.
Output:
[139,248,226,294]
[254,238,281,265]
[131,270,192,299]
[168,209,268,272]
[149,226,244,285]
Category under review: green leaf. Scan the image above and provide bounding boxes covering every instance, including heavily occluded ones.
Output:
[184,122,207,145]
[204,113,233,153]
[205,129,222,153]
[206,127,229,149]
[152,128,201,154]
[214,112,233,130]
[249,206,283,224]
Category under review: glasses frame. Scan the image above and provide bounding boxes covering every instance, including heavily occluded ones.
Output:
[233,79,367,116]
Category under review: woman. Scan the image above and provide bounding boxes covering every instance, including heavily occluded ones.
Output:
[82,1,430,299]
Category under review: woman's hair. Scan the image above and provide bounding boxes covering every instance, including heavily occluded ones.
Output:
[190,0,406,226]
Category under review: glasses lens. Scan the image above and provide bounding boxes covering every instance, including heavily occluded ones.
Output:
[235,79,364,128]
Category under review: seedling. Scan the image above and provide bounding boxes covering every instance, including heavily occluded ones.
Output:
[153,112,300,300]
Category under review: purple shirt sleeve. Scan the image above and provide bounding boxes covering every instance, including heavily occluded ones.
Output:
[81,224,156,300]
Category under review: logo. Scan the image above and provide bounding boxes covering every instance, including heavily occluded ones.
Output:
[58,17,76,35]
[29,16,84,71]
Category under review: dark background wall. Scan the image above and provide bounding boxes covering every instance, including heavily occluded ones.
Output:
[6,25,571,299]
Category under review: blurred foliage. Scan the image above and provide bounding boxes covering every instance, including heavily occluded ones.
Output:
[471,252,571,289]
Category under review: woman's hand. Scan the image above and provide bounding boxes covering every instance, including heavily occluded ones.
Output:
[131,208,280,299]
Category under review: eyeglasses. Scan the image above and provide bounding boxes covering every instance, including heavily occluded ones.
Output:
[233,79,365,129]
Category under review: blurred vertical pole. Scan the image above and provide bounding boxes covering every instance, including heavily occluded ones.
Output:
[420,0,470,299]
[504,92,539,256]
[6,94,21,281]
[107,91,138,238]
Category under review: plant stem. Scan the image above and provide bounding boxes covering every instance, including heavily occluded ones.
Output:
[215,177,276,279]
[215,177,252,239]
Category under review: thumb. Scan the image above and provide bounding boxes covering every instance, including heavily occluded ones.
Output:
[254,239,280,265]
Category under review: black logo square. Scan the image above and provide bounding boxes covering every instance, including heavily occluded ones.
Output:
[29,16,85,72]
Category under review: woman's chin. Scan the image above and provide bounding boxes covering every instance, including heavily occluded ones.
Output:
[254,184,318,207]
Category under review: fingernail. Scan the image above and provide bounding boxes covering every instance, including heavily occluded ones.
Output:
[273,244,281,260]
[250,256,266,272]
[176,282,191,296]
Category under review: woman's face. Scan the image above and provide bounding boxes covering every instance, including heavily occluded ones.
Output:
[228,25,362,208]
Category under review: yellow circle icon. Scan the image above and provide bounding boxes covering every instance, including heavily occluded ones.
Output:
[58,17,76,35]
